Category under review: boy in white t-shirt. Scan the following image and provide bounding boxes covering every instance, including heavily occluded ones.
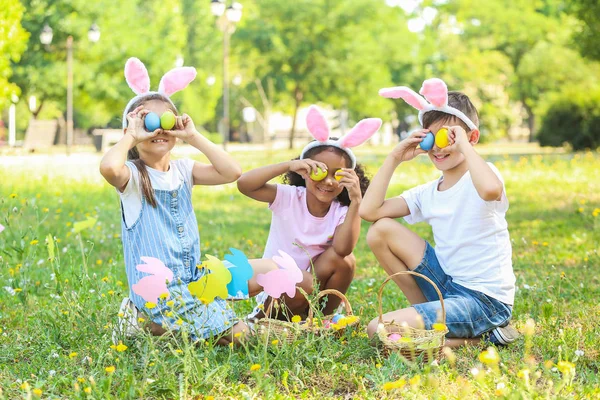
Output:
[360,78,518,347]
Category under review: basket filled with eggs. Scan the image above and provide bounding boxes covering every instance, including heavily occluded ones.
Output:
[376,271,448,362]
[307,289,360,337]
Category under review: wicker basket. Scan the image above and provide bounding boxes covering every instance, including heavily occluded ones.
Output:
[376,271,448,361]
[254,297,310,344]
[307,289,360,336]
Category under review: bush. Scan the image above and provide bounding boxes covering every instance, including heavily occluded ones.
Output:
[538,88,600,150]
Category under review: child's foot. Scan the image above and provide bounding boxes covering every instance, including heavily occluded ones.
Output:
[489,323,520,345]
[112,297,143,344]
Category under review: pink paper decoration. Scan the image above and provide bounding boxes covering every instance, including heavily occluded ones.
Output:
[256,250,303,298]
[131,257,173,303]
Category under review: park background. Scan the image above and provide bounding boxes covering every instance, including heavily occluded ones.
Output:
[1,0,599,398]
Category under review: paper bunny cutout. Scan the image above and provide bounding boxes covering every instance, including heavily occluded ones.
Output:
[300,105,382,169]
[188,255,232,303]
[379,78,478,131]
[256,250,303,299]
[122,57,197,128]
[224,248,254,298]
[131,257,174,303]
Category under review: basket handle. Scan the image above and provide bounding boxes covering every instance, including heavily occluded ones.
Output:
[377,271,446,325]
[263,289,309,320]
[307,289,353,323]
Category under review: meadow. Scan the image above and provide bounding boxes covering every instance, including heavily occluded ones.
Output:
[0,146,599,399]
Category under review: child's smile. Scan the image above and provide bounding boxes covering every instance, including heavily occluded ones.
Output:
[304,149,349,213]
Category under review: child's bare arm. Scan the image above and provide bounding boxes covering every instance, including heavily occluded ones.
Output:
[331,169,362,256]
[99,106,154,191]
[448,126,503,201]
[237,159,327,203]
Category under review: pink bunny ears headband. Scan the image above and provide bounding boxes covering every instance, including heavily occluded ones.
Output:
[122,57,197,128]
[300,106,382,169]
[379,78,478,131]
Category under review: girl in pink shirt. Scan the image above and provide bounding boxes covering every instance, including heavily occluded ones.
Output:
[237,105,381,319]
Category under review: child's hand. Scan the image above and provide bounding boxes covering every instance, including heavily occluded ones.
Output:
[335,168,362,203]
[288,159,329,180]
[164,114,198,142]
[125,106,162,144]
[445,126,470,153]
[390,129,428,162]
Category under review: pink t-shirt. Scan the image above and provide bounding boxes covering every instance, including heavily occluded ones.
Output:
[263,184,348,271]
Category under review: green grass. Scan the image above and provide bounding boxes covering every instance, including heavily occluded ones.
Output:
[1,147,599,399]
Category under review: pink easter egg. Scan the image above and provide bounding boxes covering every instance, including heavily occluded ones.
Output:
[388,333,402,342]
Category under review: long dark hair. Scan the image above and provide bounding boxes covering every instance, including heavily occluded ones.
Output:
[124,93,178,208]
[283,144,370,207]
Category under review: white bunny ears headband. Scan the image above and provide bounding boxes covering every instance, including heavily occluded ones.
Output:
[379,78,478,131]
[300,106,382,169]
[122,57,197,128]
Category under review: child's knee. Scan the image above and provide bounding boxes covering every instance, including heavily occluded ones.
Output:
[315,250,355,282]
[366,218,395,248]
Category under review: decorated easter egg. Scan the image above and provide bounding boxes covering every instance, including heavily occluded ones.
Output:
[144,112,161,132]
[435,128,450,148]
[310,167,327,181]
[331,314,344,324]
[323,320,331,329]
[420,132,435,151]
[388,333,402,342]
[160,111,176,130]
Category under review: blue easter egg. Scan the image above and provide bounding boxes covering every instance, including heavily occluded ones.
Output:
[144,112,161,132]
[420,132,435,151]
[332,314,344,324]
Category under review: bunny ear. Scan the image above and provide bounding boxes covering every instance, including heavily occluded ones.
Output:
[158,67,197,97]
[379,87,429,110]
[306,105,330,142]
[124,58,151,95]
[419,78,448,108]
[338,118,382,148]
[136,257,173,281]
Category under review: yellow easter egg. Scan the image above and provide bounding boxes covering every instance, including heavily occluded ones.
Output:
[334,170,343,181]
[435,128,449,148]
[310,167,327,181]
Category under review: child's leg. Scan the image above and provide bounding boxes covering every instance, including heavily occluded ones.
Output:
[366,218,428,304]
[312,247,356,315]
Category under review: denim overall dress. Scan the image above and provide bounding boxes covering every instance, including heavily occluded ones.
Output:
[121,165,237,340]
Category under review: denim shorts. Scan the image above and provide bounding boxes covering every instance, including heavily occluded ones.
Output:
[412,242,512,339]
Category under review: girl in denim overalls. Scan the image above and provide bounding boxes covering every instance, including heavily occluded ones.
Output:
[101,58,271,345]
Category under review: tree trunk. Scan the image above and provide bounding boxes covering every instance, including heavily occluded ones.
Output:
[31,100,44,119]
[523,102,536,142]
[288,84,303,150]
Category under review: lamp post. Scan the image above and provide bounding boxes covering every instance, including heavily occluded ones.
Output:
[211,0,242,149]
[39,22,100,155]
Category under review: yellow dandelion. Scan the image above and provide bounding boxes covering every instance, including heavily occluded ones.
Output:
[159,292,169,300]
[66,222,72,227]
[42,208,49,213]
[376,363,382,369]
[166,300,175,307]
[175,349,183,354]
[271,339,279,345]
[560,271,566,279]
[199,297,210,305]
[84,387,92,394]
[33,388,42,397]
[228,342,234,349]
[145,302,157,309]
[117,312,124,318]
[108,290,115,296]
[524,319,535,336]
[291,315,302,323]
[101,276,109,282]
[176,319,184,326]
[69,352,78,358]
[116,343,128,352]
[20,382,30,390]
[165,311,173,318]
[10,193,17,199]
[149,362,155,366]
[77,377,85,383]
[234,332,242,338]
[30,240,39,245]
[250,363,261,371]
[206,396,215,400]
[478,347,499,365]
[593,208,600,217]
[96,259,103,265]
[116,280,123,286]
[105,366,116,373]
[247,239,253,246]
[542,242,548,246]
[578,207,584,213]
[557,361,576,376]
[409,375,421,386]
[532,240,539,245]
[382,382,395,391]
[138,317,146,323]
[14,288,22,293]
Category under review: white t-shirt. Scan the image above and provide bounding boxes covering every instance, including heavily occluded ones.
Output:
[118,159,195,228]
[401,163,515,305]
